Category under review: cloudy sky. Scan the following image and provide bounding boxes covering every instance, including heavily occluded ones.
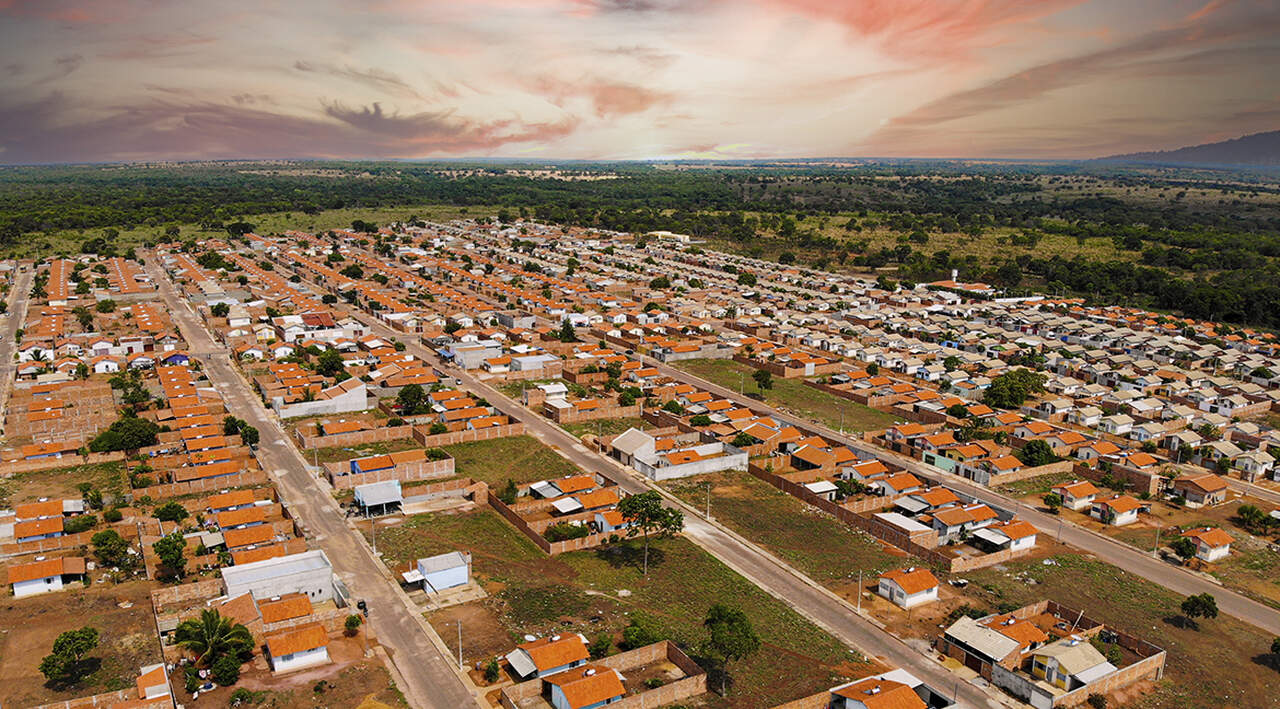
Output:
[0,0,1277,163]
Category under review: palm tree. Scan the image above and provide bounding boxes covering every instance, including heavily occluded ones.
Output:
[175,609,253,667]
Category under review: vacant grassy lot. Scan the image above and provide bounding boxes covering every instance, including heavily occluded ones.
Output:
[665,470,908,585]
[562,416,652,439]
[0,460,127,507]
[964,553,1277,709]
[673,358,899,432]
[313,438,423,464]
[995,471,1081,498]
[367,508,873,708]
[442,434,579,486]
[0,580,162,708]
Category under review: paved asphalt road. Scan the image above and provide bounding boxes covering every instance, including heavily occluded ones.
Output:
[346,309,1010,709]
[628,353,1280,638]
[0,264,34,434]
[143,254,477,709]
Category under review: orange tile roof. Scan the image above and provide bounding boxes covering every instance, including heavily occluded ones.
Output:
[265,622,328,658]
[880,567,938,595]
[6,556,84,584]
[259,593,314,624]
[520,634,589,671]
[832,678,926,709]
[223,525,274,549]
[14,517,63,538]
[1182,526,1233,548]
[542,665,625,709]
[15,500,63,520]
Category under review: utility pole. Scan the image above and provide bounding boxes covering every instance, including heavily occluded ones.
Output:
[457,621,463,670]
[856,570,862,613]
[1153,524,1161,557]
[705,481,711,521]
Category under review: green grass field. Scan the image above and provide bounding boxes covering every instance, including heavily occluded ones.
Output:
[312,437,423,464]
[562,416,652,439]
[442,434,580,486]
[672,358,900,432]
[367,508,871,708]
[665,470,908,583]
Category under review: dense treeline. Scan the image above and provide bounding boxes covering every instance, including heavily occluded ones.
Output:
[5,160,1280,328]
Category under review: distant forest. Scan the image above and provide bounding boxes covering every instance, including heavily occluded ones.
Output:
[4,160,1280,328]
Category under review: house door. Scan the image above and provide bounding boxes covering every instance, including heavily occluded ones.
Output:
[964,654,985,674]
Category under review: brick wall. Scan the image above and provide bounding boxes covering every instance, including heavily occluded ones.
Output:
[32,690,171,709]
[0,451,124,477]
[499,641,705,709]
[133,469,269,499]
[295,424,415,450]
[410,420,526,447]
[550,402,642,424]
[985,459,1075,487]
[324,456,455,490]
[150,577,224,609]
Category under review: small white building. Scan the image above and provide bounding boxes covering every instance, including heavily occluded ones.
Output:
[265,623,330,674]
[877,567,939,609]
[404,551,471,593]
[7,556,86,598]
[1181,527,1232,562]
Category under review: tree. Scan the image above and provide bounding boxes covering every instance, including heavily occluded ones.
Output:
[153,501,188,523]
[1018,439,1058,467]
[91,529,132,569]
[340,264,364,279]
[315,348,346,378]
[731,432,755,448]
[558,319,577,343]
[649,276,670,289]
[498,479,519,505]
[210,302,231,318]
[396,383,427,415]
[736,272,757,286]
[1271,636,1280,667]
[212,653,241,685]
[689,414,712,426]
[153,531,187,580]
[176,609,253,670]
[238,425,259,446]
[662,400,684,415]
[39,627,99,686]
[95,299,116,313]
[943,355,961,372]
[1042,492,1063,514]
[752,369,773,391]
[89,415,160,452]
[983,369,1046,409]
[621,612,663,649]
[1180,592,1218,628]
[1170,536,1197,562]
[616,491,684,575]
[703,604,760,695]
[344,614,363,637]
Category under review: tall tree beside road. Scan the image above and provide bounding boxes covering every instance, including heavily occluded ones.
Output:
[617,491,684,576]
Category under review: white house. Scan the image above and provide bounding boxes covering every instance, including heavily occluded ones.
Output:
[1090,495,1142,526]
[1050,480,1100,511]
[264,623,330,673]
[7,556,86,598]
[877,567,939,609]
[408,551,471,593]
[505,633,590,680]
[1181,527,1232,562]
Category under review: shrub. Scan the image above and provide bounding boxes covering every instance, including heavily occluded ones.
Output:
[544,522,590,542]
[153,501,189,523]
[212,653,241,686]
[103,507,123,523]
[497,479,519,505]
[1086,694,1107,709]
[589,634,612,659]
[484,658,500,683]
[621,613,662,649]
[64,515,97,534]
[429,422,448,435]
[387,417,405,427]
[344,614,363,637]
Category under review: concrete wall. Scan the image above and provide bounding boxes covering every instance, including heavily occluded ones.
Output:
[549,402,643,424]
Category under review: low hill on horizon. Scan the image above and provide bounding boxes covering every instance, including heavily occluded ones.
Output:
[1099,130,1280,167]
